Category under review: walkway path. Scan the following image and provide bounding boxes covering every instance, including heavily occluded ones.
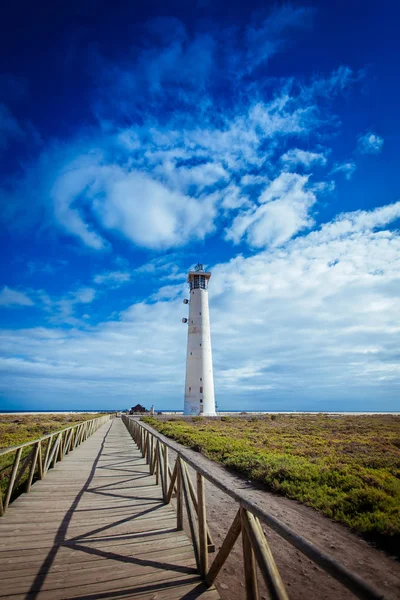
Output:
[0,418,219,599]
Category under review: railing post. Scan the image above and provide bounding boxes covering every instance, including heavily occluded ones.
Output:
[163,445,169,502]
[155,442,160,486]
[146,432,150,464]
[166,460,178,504]
[242,510,289,600]
[241,507,259,600]
[26,442,40,493]
[38,441,43,479]
[43,435,53,477]
[52,434,62,469]
[58,432,64,461]
[4,448,22,512]
[197,472,208,578]
[181,462,200,571]
[176,457,183,530]
[149,435,154,472]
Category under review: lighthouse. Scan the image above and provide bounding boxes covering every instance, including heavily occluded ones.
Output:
[182,263,216,416]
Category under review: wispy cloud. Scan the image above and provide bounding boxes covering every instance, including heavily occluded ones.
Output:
[225,172,317,247]
[245,5,314,72]
[357,131,384,155]
[94,271,131,286]
[281,148,327,168]
[0,286,34,307]
[331,161,357,180]
[38,286,97,325]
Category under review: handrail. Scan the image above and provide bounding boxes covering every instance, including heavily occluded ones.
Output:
[122,416,387,600]
[0,414,112,516]
[0,417,105,456]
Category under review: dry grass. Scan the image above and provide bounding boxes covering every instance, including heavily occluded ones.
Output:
[0,413,100,449]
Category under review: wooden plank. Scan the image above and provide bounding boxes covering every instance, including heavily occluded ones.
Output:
[0,574,218,600]
[0,551,198,592]
[0,533,193,565]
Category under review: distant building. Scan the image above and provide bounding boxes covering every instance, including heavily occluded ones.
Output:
[129,404,148,414]
[182,263,216,416]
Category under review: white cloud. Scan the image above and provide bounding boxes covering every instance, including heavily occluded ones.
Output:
[331,161,357,180]
[281,148,327,168]
[3,56,362,254]
[72,287,96,304]
[0,287,34,307]
[98,169,218,249]
[50,156,107,250]
[306,201,400,245]
[303,66,363,100]
[226,172,316,247]
[1,201,400,411]
[357,132,384,155]
[0,13,367,269]
[38,286,97,325]
[94,271,131,286]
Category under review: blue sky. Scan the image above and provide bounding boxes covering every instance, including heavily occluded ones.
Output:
[1,0,399,411]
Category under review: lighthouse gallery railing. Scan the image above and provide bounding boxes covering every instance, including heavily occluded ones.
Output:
[122,415,386,600]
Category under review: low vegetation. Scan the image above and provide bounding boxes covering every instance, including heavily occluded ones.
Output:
[0,413,105,502]
[143,414,400,553]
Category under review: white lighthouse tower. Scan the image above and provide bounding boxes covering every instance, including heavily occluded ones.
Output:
[182,263,216,416]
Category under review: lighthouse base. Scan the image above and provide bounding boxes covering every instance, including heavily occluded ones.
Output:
[184,399,217,417]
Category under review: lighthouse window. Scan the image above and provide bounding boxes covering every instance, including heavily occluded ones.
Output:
[191,275,207,290]
[200,399,203,403]
[189,387,191,392]
[200,387,203,393]
[200,378,202,381]
[200,343,202,346]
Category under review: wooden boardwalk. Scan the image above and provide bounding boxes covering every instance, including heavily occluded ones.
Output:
[0,418,219,600]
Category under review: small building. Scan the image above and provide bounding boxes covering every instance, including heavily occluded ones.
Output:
[129,404,148,415]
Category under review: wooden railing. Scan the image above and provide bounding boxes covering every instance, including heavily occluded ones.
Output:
[122,416,386,600]
[0,414,112,516]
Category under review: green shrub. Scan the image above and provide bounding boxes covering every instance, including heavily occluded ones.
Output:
[147,414,400,551]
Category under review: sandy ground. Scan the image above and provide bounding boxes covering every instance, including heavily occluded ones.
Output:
[200,479,400,600]
[146,427,400,600]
